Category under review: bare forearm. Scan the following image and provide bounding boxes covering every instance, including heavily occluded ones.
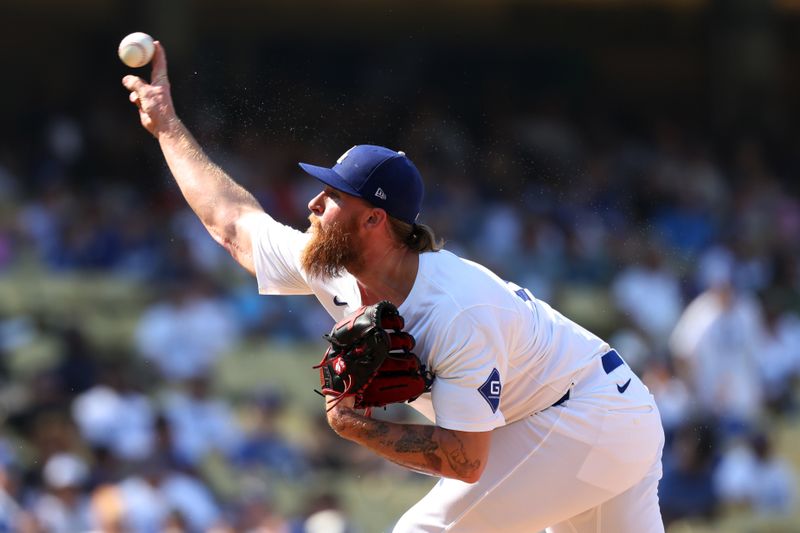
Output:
[123,43,262,272]
[157,120,262,230]
[329,408,486,482]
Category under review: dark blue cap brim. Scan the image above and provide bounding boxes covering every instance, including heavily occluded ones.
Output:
[298,163,362,198]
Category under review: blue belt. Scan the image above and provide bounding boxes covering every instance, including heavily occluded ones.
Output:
[551,349,624,408]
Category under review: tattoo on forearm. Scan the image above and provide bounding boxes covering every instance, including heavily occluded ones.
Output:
[424,451,443,473]
[395,426,437,453]
[349,415,483,479]
[365,421,391,440]
[444,433,482,477]
[395,426,442,472]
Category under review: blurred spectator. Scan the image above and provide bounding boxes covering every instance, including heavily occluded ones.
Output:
[110,189,165,281]
[659,419,719,526]
[171,208,232,274]
[56,201,122,270]
[88,446,123,489]
[640,360,693,444]
[11,395,79,465]
[670,248,765,434]
[300,493,357,533]
[756,293,800,414]
[161,375,244,467]
[714,431,796,515]
[15,185,70,268]
[134,275,240,381]
[650,133,718,257]
[53,326,100,398]
[303,509,354,533]
[116,458,224,533]
[150,414,192,471]
[89,484,126,533]
[611,240,683,353]
[475,203,523,263]
[0,462,34,533]
[71,363,155,461]
[232,481,290,533]
[45,116,84,166]
[30,453,93,533]
[235,390,310,480]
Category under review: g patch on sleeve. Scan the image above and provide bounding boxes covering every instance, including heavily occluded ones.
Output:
[478,368,502,413]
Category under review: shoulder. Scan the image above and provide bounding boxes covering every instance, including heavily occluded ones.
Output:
[408,251,522,337]
[419,251,519,311]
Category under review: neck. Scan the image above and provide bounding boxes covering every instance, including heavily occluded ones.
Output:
[350,245,419,307]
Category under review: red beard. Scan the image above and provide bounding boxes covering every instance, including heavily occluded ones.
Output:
[300,214,364,279]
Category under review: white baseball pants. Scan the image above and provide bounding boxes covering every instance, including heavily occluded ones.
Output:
[392,352,665,532]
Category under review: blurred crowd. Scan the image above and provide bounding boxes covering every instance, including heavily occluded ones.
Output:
[1,39,800,531]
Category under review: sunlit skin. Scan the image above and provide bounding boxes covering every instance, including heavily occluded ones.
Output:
[304,186,416,295]
[326,395,491,483]
[122,43,492,484]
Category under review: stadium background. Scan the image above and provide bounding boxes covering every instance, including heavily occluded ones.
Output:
[1,0,800,531]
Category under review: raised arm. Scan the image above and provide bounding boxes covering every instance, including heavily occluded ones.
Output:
[122,42,263,274]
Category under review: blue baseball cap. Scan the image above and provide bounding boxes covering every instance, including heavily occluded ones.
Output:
[298,145,424,224]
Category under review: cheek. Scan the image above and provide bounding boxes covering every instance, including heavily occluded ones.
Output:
[324,204,350,226]
[309,209,332,227]
[317,215,336,232]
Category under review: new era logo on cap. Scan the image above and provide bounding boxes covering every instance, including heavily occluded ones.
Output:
[298,145,424,224]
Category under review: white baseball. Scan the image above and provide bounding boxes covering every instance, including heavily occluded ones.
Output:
[118,32,155,68]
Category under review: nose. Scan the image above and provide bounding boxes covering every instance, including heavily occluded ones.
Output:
[308,191,325,215]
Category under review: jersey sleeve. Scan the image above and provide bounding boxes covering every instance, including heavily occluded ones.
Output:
[427,307,508,432]
[241,212,312,295]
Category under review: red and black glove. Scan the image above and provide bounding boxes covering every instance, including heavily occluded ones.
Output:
[315,301,433,413]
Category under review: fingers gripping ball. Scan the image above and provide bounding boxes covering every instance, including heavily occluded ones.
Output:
[118,32,155,68]
[315,301,434,414]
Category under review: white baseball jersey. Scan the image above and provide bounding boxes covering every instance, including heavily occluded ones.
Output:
[245,212,609,430]
[244,211,665,532]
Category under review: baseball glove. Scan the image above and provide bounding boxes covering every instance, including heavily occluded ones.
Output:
[315,301,433,414]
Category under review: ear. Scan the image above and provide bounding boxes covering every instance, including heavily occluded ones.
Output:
[364,208,388,230]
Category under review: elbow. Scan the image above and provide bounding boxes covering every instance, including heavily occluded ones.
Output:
[208,205,257,245]
[209,215,252,256]
[441,429,491,484]
[459,463,486,484]
[212,229,240,256]
[205,221,232,247]
[450,457,486,484]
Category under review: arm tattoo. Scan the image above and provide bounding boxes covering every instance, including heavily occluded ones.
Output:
[396,426,442,472]
[395,426,438,453]
[344,412,484,480]
[443,432,482,477]
[364,421,391,440]
[393,426,481,478]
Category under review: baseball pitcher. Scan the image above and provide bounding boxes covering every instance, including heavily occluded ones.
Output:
[122,42,665,532]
